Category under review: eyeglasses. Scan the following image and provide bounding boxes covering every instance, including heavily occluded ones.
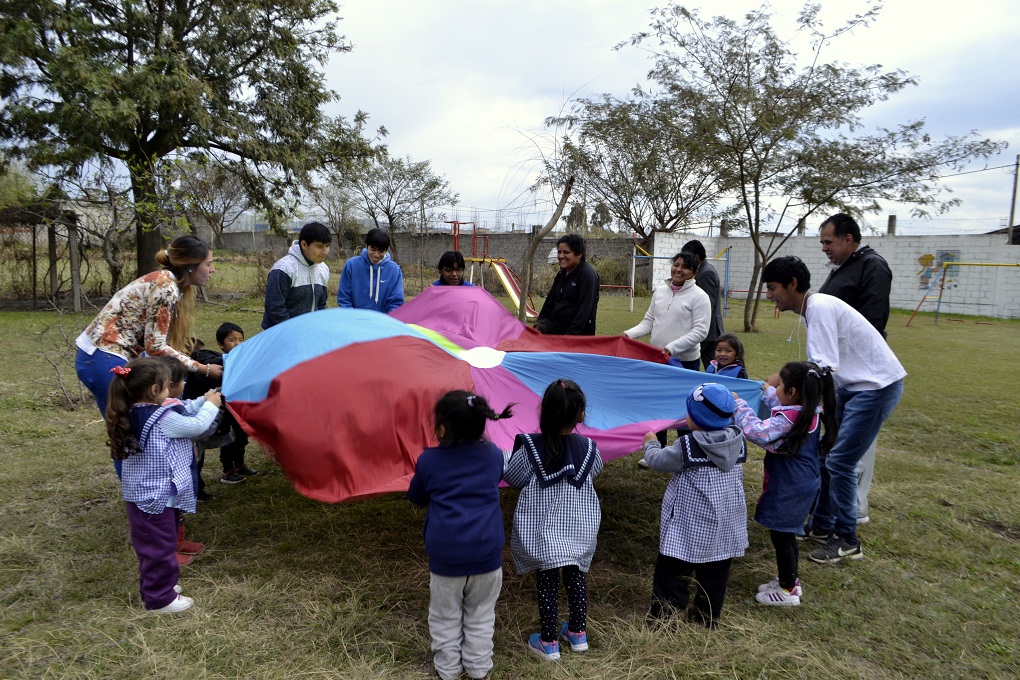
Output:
[441,268,465,274]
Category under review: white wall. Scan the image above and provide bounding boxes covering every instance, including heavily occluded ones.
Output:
[653,232,1020,319]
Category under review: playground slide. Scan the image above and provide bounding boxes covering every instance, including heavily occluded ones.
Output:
[490,261,538,319]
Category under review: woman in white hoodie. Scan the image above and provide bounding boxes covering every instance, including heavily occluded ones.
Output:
[624,251,710,370]
[625,250,711,451]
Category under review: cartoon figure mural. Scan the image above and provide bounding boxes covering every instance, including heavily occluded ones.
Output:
[917,250,961,290]
[937,250,960,290]
[917,253,935,288]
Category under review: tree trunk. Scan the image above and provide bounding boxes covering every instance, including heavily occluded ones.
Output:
[130,157,163,276]
[518,176,575,323]
[743,262,763,332]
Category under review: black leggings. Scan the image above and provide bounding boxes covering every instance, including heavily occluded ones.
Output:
[648,553,732,628]
[535,566,587,642]
[771,530,799,589]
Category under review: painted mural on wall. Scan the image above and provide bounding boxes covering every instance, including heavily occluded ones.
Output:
[917,250,960,290]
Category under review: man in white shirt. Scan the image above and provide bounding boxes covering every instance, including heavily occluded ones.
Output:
[762,256,906,564]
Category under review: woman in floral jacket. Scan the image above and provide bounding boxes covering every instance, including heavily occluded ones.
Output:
[75,235,221,420]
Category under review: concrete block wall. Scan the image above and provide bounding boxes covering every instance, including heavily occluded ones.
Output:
[653,232,1020,319]
[222,230,647,282]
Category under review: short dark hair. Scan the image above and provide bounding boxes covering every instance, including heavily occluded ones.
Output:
[821,213,861,243]
[437,251,466,270]
[557,234,586,258]
[672,251,699,272]
[761,256,811,292]
[216,322,244,345]
[681,239,707,261]
[365,227,391,250]
[299,221,331,245]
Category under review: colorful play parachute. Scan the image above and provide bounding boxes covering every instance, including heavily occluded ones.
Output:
[223,286,762,503]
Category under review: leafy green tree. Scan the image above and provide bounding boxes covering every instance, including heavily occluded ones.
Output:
[0,161,36,210]
[622,3,1006,330]
[0,0,374,275]
[589,202,614,233]
[563,203,587,233]
[551,95,727,244]
[311,182,364,258]
[348,155,458,259]
[169,158,251,249]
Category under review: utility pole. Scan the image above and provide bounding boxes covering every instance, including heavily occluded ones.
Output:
[1009,154,1019,245]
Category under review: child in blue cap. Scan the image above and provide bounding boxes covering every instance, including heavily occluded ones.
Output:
[641,382,748,628]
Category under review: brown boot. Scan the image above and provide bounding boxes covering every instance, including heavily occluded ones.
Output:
[177,524,205,555]
[175,551,194,567]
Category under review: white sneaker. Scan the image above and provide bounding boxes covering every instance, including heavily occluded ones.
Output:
[857,515,870,525]
[637,457,651,469]
[757,578,802,596]
[153,594,193,613]
[755,586,801,606]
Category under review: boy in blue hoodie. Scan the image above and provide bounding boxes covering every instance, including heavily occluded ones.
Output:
[262,222,331,329]
[337,227,404,313]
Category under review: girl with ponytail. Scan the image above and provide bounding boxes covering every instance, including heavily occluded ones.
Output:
[733,361,838,607]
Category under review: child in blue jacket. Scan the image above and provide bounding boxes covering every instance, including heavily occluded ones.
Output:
[407,391,513,680]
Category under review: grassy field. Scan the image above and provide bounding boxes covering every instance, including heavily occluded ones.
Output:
[1,289,1018,679]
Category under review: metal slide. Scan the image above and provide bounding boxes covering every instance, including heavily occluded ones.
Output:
[488,260,538,319]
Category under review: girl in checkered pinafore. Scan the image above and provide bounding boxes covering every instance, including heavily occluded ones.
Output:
[504,379,602,661]
[107,357,222,614]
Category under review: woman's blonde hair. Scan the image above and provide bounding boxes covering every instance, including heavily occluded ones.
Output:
[156,235,210,354]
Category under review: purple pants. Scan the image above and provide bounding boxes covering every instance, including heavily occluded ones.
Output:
[125,502,180,609]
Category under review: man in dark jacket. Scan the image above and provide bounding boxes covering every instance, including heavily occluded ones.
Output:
[818,214,891,338]
[817,213,893,525]
[536,234,600,335]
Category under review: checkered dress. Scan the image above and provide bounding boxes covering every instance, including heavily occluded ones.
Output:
[503,433,603,574]
[121,404,199,515]
[645,428,749,563]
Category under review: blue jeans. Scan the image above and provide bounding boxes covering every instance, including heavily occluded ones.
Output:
[812,378,904,543]
[76,347,127,477]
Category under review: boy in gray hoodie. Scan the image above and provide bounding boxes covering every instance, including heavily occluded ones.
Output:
[262,222,331,329]
[642,382,748,628]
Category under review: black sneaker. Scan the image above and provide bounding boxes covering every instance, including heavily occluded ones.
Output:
[237,467,259,477]
[220,471,245,484]
[196,491,215,502]
[796,526,833,543]
[808,536,863,564]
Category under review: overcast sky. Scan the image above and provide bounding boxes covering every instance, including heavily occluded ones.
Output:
[325,0,1020,235]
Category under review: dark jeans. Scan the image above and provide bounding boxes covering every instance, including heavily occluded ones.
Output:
[649,553,732,628]
[75,347,127,477]
[811,379,905,542]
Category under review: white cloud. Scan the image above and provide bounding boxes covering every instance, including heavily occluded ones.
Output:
[327,0,1020,235]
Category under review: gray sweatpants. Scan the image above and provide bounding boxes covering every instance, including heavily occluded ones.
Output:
[429,568,503,680]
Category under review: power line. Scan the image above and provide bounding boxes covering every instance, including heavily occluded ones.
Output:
[938,163,1015,179]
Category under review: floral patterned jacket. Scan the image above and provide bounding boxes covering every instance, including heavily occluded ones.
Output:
[82,270,198,369]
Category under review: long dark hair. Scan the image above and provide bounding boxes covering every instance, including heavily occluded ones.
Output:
[539,379,587,472]
[775,361,837,456]
[106,358,170,460]
[434,390,513,447]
